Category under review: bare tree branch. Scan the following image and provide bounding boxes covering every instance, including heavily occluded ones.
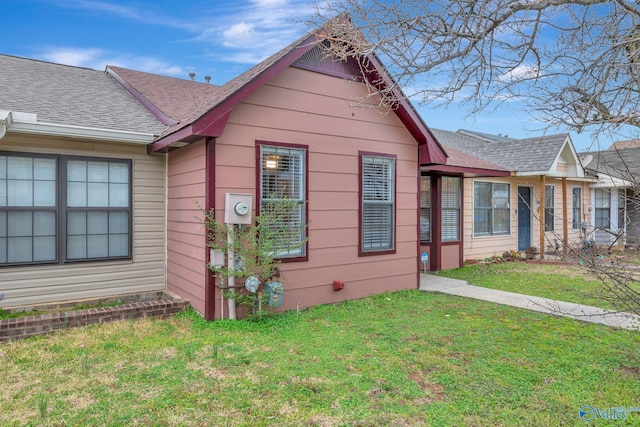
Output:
[313,0,640,137]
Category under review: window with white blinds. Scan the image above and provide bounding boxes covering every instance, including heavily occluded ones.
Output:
[0,152,131,266]
[420,177,431,242]
[595,188,610,228]
[360,154,395,253]
[260,145,306,258]
[572,187,582,230]
[441,177,460,242]
[545,185,555,231]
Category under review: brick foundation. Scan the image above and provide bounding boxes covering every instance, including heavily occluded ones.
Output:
[0,292,190,341]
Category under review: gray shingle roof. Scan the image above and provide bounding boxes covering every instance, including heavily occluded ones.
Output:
[581,146,640,181]
[432,128,569,173]
[0,54,166,135]
[457,129,515,143]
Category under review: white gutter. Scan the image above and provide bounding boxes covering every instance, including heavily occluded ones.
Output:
[589,174,632,189]
[515,171,597,181]
[0,110,155,145]
[0,110,9,140]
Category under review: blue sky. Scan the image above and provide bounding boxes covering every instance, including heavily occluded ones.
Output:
[0,0,620,151]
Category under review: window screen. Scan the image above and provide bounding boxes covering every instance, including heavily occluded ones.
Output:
[361,155,395,252]
[442,177,460,242]
[420,177,431,242]
[0,153,131,267]
[572,187,582,229]
[544,185,554,231]
[260,145,306,258]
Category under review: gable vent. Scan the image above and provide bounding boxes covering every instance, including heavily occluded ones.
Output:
[293,43,363,79]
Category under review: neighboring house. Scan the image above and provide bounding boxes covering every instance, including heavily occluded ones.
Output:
[418,135,511,270]
[0,54,167,308]
[425,129,594,264]
[581,143,639,247]
[0,25,451,319]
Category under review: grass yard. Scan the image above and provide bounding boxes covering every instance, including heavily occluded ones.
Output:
[436,261,627,310]
[1,290,639,426]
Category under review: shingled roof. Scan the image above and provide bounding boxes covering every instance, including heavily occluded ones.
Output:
[0,54,165,135]
[105,29,322,150]
[582,146,640,182]
[107,21,446,163]
[431,128,571,174]
[107,66,219,127]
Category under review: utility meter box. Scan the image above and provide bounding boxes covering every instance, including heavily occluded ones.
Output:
[264,281,284,308]
[224,193,253,224]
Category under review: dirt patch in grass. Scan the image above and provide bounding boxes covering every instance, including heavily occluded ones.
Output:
[409,371,446,403]
[620,365,640,378]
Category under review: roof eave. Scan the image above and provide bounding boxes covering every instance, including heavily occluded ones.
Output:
[423,164,512,177]
[0,110,155,144]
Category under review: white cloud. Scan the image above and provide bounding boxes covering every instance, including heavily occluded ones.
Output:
[250,0,289,6]
[53,0,199,32]
[222,22,259,48]
[209,0,317,63]
[40,47,105,68]
[38,46,186,76]
[46,1,320,66]
[499,65,541,82]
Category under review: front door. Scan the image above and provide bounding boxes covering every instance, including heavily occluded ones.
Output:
[518,187,531,251]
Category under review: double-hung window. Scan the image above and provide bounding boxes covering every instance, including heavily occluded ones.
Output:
[594,189,610,229]
[360,153,395,254]
[420,177,431,242]
[572,187,582,230]
[618,189,627,232]
[65,159,131,260]
[0,152,131,266]
[259,143,307,259]
[473,181,510,236]
[0,155,57,264]
[544,185,555,231]
[441,177,461,241]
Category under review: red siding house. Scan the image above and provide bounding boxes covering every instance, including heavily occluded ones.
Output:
[107,28,450,319]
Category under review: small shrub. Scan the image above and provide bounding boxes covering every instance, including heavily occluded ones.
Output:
[525,246,539,260]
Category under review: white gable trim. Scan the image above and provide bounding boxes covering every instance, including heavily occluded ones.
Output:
[549,135,585,178]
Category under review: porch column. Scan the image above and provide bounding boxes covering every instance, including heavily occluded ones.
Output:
[539,175,546,259]
[562,177,568,253]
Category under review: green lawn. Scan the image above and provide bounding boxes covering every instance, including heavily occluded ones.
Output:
[436,261,625,310]
[1,290,639,426]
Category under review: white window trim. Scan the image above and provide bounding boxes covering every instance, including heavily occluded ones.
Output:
[472,180,511,238]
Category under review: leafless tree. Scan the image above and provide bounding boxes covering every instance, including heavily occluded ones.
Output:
[314,1,640,141]
[314,1,640,320]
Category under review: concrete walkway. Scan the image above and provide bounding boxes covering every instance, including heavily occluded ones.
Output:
[420,274,640,331]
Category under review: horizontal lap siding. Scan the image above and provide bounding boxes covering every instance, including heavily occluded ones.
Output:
[213,67,419,315]
[0,134,166,308]
[464,176,590,260]
[166,141,207,314]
